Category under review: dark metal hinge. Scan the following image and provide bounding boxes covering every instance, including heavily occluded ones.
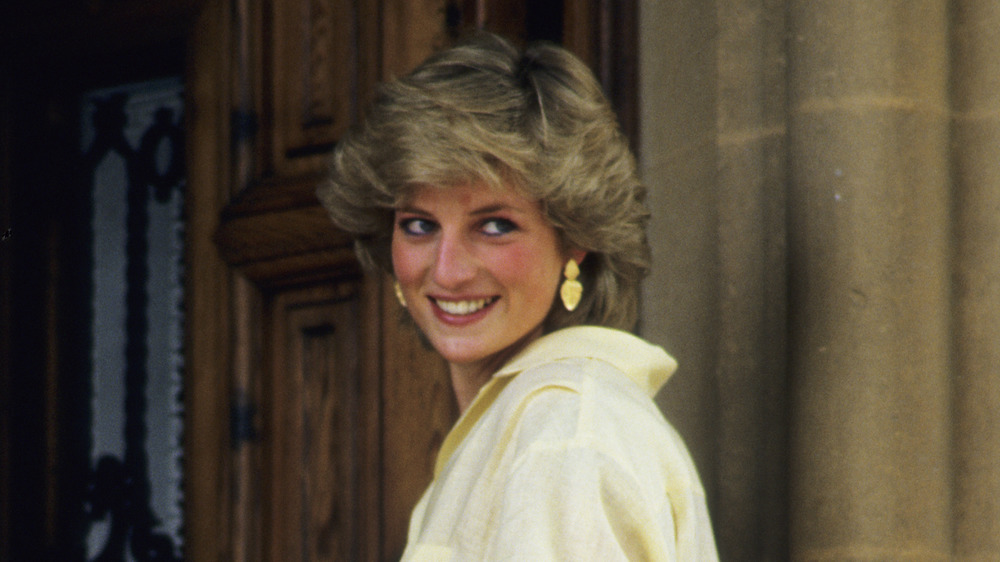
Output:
[230,390,258,448]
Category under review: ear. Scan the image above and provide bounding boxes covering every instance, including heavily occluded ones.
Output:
[568,248,587,266]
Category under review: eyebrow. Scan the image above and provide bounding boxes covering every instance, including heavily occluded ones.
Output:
[470,204,524,216]
[395,203,528,216]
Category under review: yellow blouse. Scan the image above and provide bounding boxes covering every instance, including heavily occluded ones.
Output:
[401,326,718,561]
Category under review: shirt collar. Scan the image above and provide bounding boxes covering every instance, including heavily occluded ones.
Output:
[433,326,678,476]
[494,326,678,397]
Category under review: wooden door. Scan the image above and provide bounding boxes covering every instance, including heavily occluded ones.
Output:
[194,1,456,558]
[0,0,635,559]
[193,3,638,560]
[192,1,637,559]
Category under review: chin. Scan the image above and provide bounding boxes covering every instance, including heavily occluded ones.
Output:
[436,347,488,366]
[431,338,491,365]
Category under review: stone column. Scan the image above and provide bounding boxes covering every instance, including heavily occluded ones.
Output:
[639,0,722,493]
[951,1,1000,559]
[713,0,788,559]
[786,1,953,558]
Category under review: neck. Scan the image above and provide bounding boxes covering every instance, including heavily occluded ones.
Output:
[447,325,544,414]
[448,362,495,414]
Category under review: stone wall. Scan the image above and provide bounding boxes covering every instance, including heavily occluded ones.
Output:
[640,1,1000,559]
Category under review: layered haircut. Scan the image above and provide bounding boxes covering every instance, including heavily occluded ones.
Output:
[317,32,650,331]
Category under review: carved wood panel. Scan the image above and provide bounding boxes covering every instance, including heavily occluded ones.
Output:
[264,281,381,560]
[266,0,373,178]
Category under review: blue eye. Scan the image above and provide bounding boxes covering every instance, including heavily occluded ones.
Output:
[399,217,436,236]
[481,218,517,236]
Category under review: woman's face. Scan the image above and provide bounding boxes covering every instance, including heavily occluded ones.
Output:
[392,181,575,372]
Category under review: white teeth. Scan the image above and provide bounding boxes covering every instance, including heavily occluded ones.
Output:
[435,298,494,315]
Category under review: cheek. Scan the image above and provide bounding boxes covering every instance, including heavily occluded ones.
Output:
[390,237,421,285]
[490,245,564,300]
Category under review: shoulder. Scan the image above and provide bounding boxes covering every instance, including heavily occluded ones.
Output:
[499,354,664,427]
[493,357,690,482]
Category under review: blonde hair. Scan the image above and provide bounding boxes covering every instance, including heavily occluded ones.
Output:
[318,32,650,331]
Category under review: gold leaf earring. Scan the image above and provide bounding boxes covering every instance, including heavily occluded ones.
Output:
[393,280,407,308]
[560,260,583,312]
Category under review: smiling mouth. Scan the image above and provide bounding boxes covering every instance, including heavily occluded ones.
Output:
[432,297,499,316]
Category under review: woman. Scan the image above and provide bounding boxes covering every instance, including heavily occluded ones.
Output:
[318,32,718,561]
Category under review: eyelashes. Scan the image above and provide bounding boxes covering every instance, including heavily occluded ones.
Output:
[480,218,517,236]
[396,216,519,237]
[398,217,436,236]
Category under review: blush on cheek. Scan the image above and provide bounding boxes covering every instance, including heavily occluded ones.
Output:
[494,244,555,280]
[494,247,533,277]
[389,232,412,278]
[391,236,418,283]
[488,246,562,298]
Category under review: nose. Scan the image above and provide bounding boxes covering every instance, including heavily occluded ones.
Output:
[432,230,477,289]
